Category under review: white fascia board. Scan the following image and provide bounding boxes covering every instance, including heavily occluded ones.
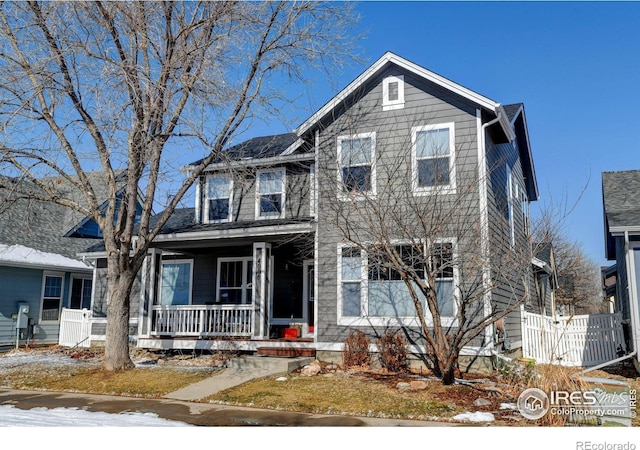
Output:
[0,261,92,272]
[507,104,538,200]
[152,222,314,243]
[201,152,314,172]
[296,52,505,136]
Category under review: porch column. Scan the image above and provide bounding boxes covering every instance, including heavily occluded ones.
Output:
[143,248,160,338]
[253,242,272,339]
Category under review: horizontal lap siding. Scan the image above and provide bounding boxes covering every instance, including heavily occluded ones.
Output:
[485,139,532,347]
[315,66,481,347]
[0,266,43,345]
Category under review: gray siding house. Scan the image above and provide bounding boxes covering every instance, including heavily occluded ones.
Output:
[602,170,640,370]
[86,52,539,366]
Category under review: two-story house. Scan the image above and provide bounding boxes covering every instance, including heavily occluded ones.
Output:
[83,52,539,367]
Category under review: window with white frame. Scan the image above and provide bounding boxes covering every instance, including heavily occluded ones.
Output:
[382,75,405,111]
[205,174,232,222]
[256,168,285,219]
[338,132,376,197]
[160,260,192,306]
[412,123,456,192]
[41,273,63,321]
[217,257,253,304]
[69,276,92,310]
[338,242,456,324]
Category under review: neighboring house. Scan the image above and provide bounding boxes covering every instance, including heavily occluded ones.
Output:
[602,169,640,369]
[529,243,559,317]
[84,52,539,366]
[0,172,137,349]
[602,264,617,314]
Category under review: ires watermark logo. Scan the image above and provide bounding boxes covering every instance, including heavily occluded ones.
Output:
[517,385,637,424]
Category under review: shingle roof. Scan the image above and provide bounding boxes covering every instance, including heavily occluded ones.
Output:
[0,172,122,259]
[503,103,523,122]
[602,170,640,230]
[188,133,298,166]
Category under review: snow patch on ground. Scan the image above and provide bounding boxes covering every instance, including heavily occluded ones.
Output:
[0,405,191,426]
[452,411,495,422]
[0,350,92,369]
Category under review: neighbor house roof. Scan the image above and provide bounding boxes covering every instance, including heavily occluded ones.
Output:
[0,243,91,272]
[0,171,124,259]
[602,169,640,259]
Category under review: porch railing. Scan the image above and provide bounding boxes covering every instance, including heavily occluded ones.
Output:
[151,304,253,337]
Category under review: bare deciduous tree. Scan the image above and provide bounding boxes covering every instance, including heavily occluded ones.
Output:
[0,1,358,370]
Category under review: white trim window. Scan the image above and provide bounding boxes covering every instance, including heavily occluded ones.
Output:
[160,260,193,306]
[337,132,376,198]
[337,241,457,326]
[506,164,515,247]
[69,275,92,310]
[412,123,456,194]
[217,257,253,304]
[204,173,233,223]
[40,272,64,322]
[382,75,405,111]
[256,168,286,219]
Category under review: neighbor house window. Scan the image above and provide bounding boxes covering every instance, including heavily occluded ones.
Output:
[412,123,456,193]
[41,273,63,321]
[69,276,92,310]
[160,260,192,306]
[256,168,285,219]
[338,241,457,325]
[382,75,405,111]
[217,257,253,304]
[506,164,515,247]
[338,132,376,197]
[205,174,233,222]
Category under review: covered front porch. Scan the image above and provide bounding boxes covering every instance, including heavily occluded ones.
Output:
[135,228,315,350]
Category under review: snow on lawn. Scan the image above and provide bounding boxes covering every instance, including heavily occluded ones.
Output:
[0,404,192,426]
[0,349,94,369]
[452,412,495,423]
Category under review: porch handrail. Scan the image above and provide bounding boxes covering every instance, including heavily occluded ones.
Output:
[151,304,253,337]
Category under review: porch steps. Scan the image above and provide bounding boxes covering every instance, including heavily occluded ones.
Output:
[256,346,316,358]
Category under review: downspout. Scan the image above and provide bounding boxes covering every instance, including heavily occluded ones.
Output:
[479,110,502,352]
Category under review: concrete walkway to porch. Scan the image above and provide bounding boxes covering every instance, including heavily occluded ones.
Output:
[163,355,314,401]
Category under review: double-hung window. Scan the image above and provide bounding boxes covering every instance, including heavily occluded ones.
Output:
[256,168,285,219]
[338,132,376,197]
[341,247,362,317]
[69,276,92,310]
[160,260,192,306]
[205,174,232,223]
[41,273,64,321]
[412,123,456,193]
[431,242,455,317]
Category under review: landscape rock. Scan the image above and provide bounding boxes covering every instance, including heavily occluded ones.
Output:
[409,380,428,391]
[473,398,492,407]
[300,362,322,376]
[396,382,411,391]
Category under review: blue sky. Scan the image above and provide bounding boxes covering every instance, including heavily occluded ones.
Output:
[250,1,640,266]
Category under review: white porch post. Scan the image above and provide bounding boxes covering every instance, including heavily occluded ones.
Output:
[253,242,272,339]
[144,248,159,337]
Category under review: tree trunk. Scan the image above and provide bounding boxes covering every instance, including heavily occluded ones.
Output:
[103,268,135,371]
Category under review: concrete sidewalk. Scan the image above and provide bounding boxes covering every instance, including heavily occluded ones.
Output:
[163,355,314,401]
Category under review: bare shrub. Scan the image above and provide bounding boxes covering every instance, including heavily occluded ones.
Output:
[377,331,408,373]
[343,330,370,368]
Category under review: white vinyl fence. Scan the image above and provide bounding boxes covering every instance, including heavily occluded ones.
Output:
[522,311,625,367]
[58,308,92,348]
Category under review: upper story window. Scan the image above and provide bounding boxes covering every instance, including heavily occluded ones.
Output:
[412,123,456,194]
[506,164,515,247]
[382,75,405,111]
[205,174,232,223]
[256,168,285,219]
[337,132,376,198]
